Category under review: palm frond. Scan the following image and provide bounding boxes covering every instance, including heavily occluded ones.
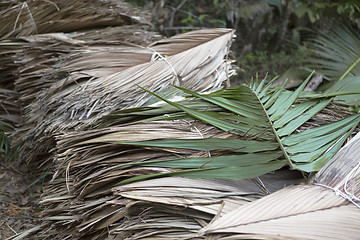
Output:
[117,74,360,181]
[305,22,360,105]
[322,75,360,105]
[306,23,360,81]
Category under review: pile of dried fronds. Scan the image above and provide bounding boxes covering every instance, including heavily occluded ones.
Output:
[11,28,234,163]
[33,77,359,239]
[0,0,160,161]
[1,1,239,238]
[0,0,150,39]
[37,120,303,239]
[2,1,360,240]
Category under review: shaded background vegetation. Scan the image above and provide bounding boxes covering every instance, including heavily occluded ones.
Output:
[126,0,360,84]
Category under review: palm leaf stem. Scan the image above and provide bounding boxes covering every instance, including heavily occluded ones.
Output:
[251,86,295,169]
[339,55,360,81]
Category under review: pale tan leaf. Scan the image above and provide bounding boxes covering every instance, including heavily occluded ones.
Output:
[315,131,360,196]
[205,205,360,240]
[113,177,265,216]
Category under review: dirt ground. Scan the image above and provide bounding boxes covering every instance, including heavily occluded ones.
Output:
[0,161,41,239]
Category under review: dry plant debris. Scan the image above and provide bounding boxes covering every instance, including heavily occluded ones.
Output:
[36,120,303,239]
[0,0,151,39]
[10,28,234,164]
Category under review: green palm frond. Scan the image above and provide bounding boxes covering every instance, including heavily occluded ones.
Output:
[115,73,360,182]
[305,23,360,105]
[306,23,360,81]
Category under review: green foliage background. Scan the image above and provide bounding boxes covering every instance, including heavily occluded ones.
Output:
[127,0,360,84]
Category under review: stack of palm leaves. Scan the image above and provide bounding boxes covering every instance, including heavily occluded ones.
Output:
[12,28,235,163]
[2,1,359,239]
[32,74,359,239]
[0,0,150,39]
[0,0,160,162]
[40,121,285,239]
[0,0,156,89]
[0,2,236,237]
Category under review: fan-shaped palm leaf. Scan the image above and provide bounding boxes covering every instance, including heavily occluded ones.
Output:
[305,22,360,105]
[306,23,360,82]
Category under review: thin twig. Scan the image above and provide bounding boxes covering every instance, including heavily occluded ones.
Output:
[169,0,188,27]
[6,222,17,235]
[255,177,271,194]
[162,26,206,30]
[225,53,231,88]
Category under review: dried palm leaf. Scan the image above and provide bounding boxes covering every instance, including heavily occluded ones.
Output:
[37,118,303,239]
[27,28,234,129]
[71,25,162,44]
[201,132,360,240]
[0,0,151,39]
[314,131,360,199]
[14,28,235,162]
[14,26,161,107]
[112,170,304,216]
